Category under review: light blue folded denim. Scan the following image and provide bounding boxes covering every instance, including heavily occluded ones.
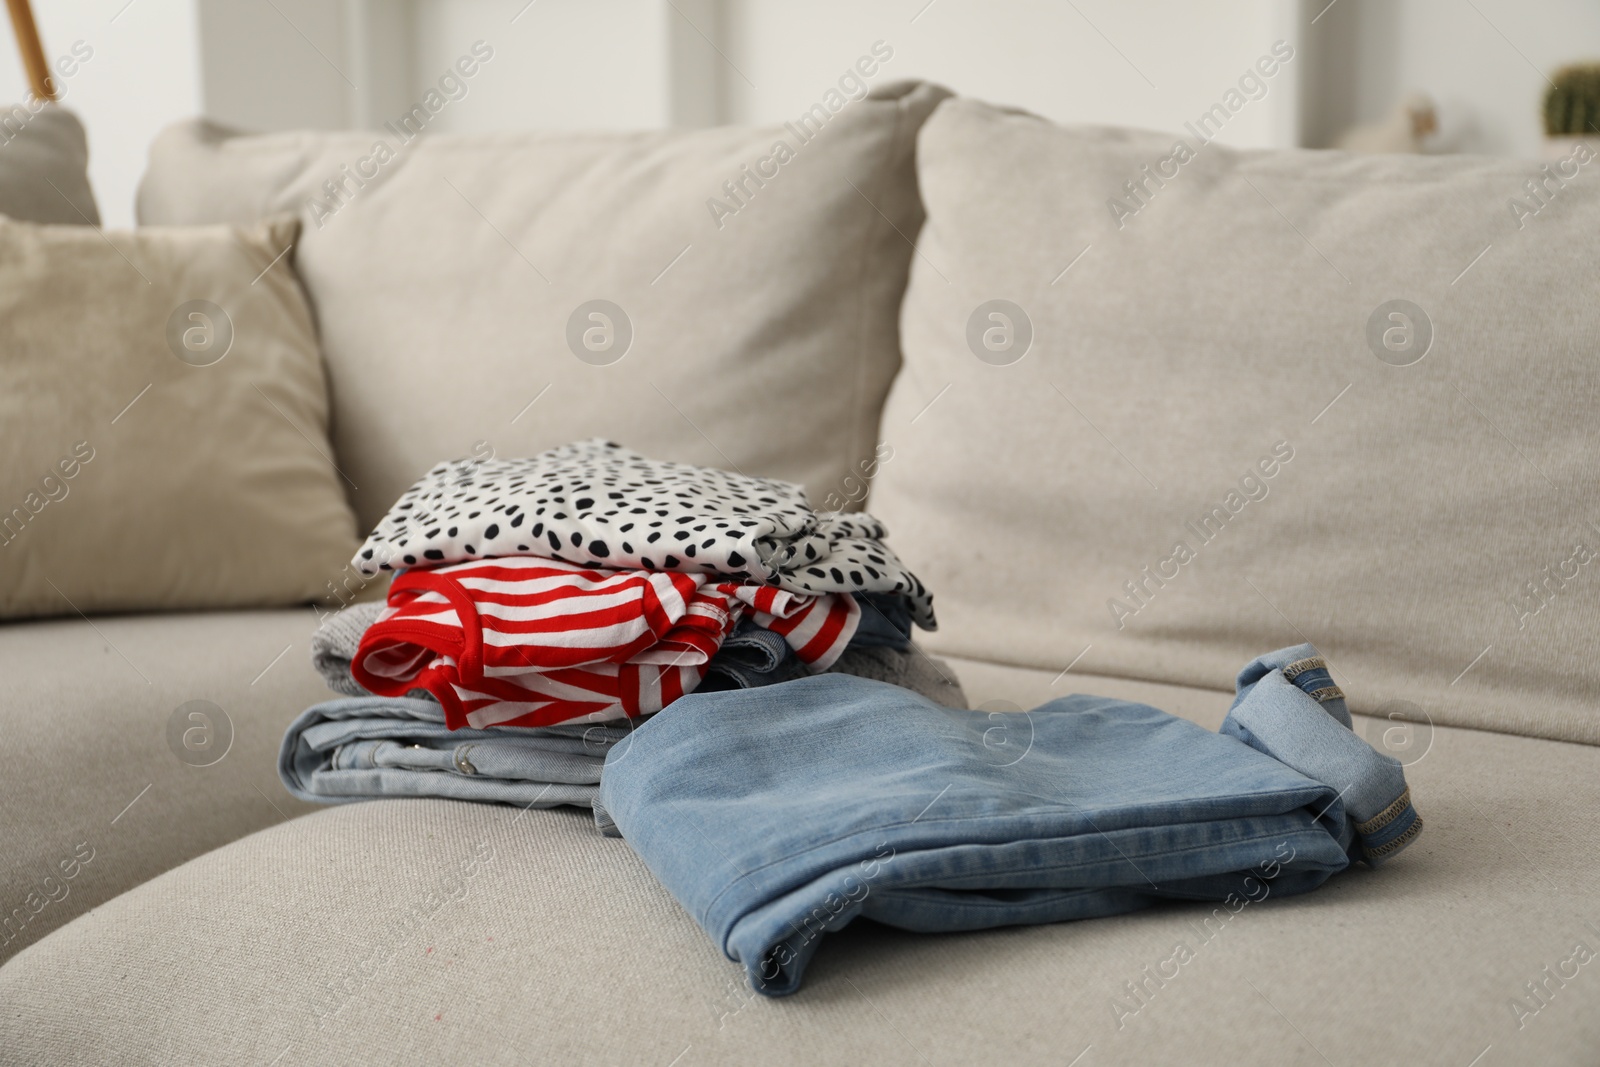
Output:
[598,645,1420,996]
[279,696,631,832]
[1222,646,1420,864]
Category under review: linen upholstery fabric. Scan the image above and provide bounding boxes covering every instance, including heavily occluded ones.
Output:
[872,98,1600,745]
[0,609,326,964]
[135,81,951,530]
[1,668,1595,1065]
[0,104,99,224]
[0,215,359,618]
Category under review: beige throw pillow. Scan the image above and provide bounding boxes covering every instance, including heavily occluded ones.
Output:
[0,105,99,225]
[871,97,1600,746]
[0,215,359,618]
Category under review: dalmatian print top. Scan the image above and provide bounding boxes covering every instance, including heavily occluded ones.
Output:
[353,440,936,629]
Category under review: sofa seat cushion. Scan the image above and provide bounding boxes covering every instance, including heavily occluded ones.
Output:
[0,609,345,962]
[3,668,1596,1065]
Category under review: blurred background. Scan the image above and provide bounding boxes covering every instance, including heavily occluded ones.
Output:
[5,0,1600,227]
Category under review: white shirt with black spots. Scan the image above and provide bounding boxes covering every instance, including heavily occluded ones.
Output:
[353,440,935,629]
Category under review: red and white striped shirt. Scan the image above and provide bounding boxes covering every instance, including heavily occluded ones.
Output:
[351,556,859,729]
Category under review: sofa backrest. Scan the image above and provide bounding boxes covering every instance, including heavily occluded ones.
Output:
[868,97,1600,746]
[137,80,949,533]
[138,86,1600,745]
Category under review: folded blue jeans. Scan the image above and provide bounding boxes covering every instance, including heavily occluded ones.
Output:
[1223,647,1420,864]
[698,593,916,693]
[697,618,810,692]
[598,644,1420,996]
[279,696,630,831]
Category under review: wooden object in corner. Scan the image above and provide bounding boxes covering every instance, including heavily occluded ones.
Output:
[5,0,55,101]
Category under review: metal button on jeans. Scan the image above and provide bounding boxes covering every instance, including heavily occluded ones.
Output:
[453,745,478,775]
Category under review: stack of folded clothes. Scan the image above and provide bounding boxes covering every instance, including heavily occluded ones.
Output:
[278,443,1422,998]
[280,440,963,827]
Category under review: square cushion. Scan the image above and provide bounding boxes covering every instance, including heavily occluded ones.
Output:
[135,81,951,531]
[0,104,98,224]
[0,215,359,618]
[870,97,1600,745]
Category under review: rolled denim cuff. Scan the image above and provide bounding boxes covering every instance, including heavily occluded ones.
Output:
[700,620,799,691]
[1281,656,1348,724]
[1354,786,1423,864]
[1237,646,1352,728]
[1222,644,1421,867]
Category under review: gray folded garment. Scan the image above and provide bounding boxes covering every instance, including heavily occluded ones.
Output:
[831,645,968,709]
[310,601,387,698]
[309,601,968,708]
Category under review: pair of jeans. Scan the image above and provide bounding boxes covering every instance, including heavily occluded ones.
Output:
[597,644,1420,996]
[279,696,629,831]
[697,618,811,692]
[849,592,914,651]
[699,592,915,693]
[1223,648,1419,863]
[697,597,930,693]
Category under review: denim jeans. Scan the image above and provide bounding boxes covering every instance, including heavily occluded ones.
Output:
[850,592,914,650]
[279,696,629,831]
[697,618,810,692]
[695,593,915,693]
[598,644,1419,996]
[699,607,950,704]
[1223,646,1419,864]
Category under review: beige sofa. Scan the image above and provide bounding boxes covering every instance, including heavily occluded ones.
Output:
[2,84,1597,1065]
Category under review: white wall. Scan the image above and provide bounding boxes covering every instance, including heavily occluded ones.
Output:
[191,0,1299,143]
[194,0,352,132]
[267,0,1600,154]
[1392,0,1600,154]
[722,0,1296,148]
[6,0,1600,231]
[0,0,201,227]
[1301,0,1600,154]
[409,0,680,131]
